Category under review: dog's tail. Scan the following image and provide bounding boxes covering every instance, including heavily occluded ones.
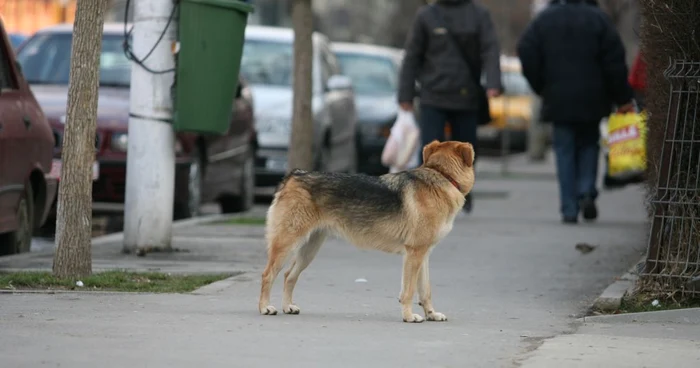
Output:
[275,168,309,193]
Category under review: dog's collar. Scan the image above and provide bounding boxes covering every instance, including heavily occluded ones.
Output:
[433,168,461,192]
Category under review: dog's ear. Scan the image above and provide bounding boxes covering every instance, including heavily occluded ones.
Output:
[458,142,475,167]
[422,140,441,163]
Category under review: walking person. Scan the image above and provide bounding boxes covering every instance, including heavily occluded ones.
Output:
[397,0,503,214]
[516,0,635,224]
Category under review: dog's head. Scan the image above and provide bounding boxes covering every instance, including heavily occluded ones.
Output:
[421,140,475,194]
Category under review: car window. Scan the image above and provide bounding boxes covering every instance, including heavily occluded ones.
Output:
[0,38,18,90]
[240,39,293,87]
[335,52,397,95]
[16,32,131,87]
[9,34,27,51]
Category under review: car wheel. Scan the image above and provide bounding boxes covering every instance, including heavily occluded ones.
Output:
[219,149,255,213]
[174,151,203,220]
[0,182,34,256]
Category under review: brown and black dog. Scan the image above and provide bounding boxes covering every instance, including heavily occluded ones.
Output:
[258,140,475,323]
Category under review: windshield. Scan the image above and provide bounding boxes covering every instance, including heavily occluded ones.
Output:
[335,52,397,95]
[240,39,294,87]
[16,32,131,87]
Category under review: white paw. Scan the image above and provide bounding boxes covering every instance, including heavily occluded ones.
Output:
[427,311,447,322]
[283,304,300,315]
[403,313,425,323]
[260,305,277,315]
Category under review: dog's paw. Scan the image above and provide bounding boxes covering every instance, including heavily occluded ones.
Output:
[403,313,425,323]
[427,311,448,322]
[283,304,300,315]
[260,305,278,315]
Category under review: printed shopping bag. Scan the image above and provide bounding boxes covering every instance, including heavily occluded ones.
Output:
[381,110,420,171]
[606,110,648,183]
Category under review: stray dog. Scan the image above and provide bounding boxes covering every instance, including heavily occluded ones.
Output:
[258,140,475,323]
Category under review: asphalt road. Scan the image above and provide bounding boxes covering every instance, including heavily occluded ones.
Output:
[1,172,647,368]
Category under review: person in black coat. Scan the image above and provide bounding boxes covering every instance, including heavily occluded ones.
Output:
[398,0,503,214]
[517,0,634,224]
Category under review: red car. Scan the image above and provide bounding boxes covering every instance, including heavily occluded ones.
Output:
[16,23,257,222]
[0,21,57,255]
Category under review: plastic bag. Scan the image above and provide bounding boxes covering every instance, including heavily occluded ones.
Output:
[381,110,420,171]
[605,110,647,184]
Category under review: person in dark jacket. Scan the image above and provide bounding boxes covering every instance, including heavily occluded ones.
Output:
[517,0,634,224]
[398,0,503,214]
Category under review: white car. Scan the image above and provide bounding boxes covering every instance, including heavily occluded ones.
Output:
[241,25,359,188]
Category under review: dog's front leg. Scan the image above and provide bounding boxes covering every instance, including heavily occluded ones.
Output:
[399,246,427,323]
[418,255,447,322]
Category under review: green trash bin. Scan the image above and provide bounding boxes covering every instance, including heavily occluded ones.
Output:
[174,0,254,135]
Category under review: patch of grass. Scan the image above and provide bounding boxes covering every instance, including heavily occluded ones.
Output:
[618,292,700,314]
[216,216,266,226]
[0,270,237,293]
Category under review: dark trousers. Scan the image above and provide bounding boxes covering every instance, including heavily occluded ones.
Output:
[418,104,479,163]
[552,123,600,218]
[418,104,479,211]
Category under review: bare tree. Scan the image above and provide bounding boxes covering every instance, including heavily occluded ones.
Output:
[287,0,315,172]
[53,0,108,278]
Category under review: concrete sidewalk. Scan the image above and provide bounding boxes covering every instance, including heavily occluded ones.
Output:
[518,309,700,367]
[0,153,663,367]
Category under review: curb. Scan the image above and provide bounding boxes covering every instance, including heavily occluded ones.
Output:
[190,272,251,295]
[2,210,262,264]
[581,307,700,325]
[0,289,160,296]
[592,256,645,312]
[91,211,243,247]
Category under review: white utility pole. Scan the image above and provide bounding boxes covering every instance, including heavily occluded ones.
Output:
[123,0,177,253]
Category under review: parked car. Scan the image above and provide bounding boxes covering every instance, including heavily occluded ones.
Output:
[15,23,257,221]
[0,21,57,255]
[8,32,27,50]
[240,25,358,187]
[331,42,404,175]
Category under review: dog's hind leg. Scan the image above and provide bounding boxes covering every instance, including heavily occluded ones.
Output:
[418,254,447,322]
[282,230,327,315]
[399,246,429,323]
[259,233,301,315]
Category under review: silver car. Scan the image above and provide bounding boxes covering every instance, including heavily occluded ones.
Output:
[241,25,358,188]
[331,42,405,175]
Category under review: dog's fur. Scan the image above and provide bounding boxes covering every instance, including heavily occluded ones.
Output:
[258,140,475,323]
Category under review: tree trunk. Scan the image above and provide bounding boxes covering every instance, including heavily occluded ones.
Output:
[287,0,315,172]
[53,0,108,278]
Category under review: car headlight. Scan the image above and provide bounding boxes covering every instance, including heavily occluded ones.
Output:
[111,133,128,152]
